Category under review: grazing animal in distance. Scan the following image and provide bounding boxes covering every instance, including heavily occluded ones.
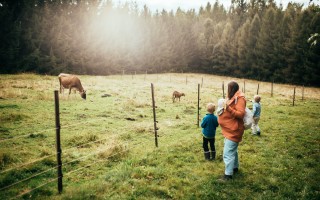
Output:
[58,73,86,100]
[172,91,185,103]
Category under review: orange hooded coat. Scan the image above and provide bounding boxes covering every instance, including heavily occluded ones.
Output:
[218,90,246,143]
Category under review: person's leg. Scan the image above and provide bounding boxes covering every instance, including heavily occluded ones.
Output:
[203,137,210,160]
[233,148,239,173]
[252,117,258,134]
[223,138,239,176]
[209,138,216,160]
[256,117,261,135]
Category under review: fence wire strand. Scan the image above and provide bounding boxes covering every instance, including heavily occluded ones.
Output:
[11,176,60,200]
[0,165,59,192]
[0,112,108,144]
[0,154,55,175]
[62,133,150,168]
[9,139,147,199]
[64,140,145,177]
[0,127,57,143]
[60,117,107,130]
[0,116,150,175]
[1,130,117,174]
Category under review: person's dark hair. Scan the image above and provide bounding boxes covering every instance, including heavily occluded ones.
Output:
[227,81,239,99]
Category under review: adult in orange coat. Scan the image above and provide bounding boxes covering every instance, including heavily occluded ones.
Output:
[218,81,246,180]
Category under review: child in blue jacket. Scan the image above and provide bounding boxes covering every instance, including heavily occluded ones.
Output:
[201,103,219,160]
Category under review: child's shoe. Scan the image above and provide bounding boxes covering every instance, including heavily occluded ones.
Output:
[210,151,216,160]
[218,174,232,182]
[204,152,210,160]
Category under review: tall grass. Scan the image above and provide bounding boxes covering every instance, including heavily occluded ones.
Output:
[0,73,319,199]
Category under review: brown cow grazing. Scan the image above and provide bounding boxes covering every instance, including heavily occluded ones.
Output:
[172,91,185,102]
[58,73,86,100]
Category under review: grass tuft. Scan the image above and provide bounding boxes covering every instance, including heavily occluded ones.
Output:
[97,142,128,161]
[0,152,14,169]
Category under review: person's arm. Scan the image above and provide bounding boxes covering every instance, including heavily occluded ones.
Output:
[226,97,246,119]
[201,116,207,128]
[215,117,219,127]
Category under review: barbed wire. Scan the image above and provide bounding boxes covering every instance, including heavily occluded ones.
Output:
[0,110,110,144]
[0,131,150,193]
[0,127,57,143]
[61,133,150,168]
[0,165,58,192]
[8,139,148,199]
[0,129,118,174]
[63,140,145,177]
[59,117,107,130]
[11,176,60,200]
[0,154,55,175]
[0,111,150,174]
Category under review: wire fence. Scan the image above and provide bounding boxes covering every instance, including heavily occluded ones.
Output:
[5,136,149,199]
[0,73,313,199]
[0,106,152,199]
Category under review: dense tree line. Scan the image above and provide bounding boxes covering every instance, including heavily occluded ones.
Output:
[0,0,319,86]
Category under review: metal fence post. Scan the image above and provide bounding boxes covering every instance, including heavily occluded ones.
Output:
[54,90,63,193]
[151,84,158,147]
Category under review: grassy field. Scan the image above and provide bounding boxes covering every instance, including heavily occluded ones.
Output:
[0,73,319,199]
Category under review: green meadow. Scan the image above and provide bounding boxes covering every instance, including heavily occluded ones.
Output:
[0,73,319,199]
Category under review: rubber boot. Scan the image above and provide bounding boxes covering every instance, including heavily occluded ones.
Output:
[211,151,216,160]
[218,174,233,182]
[204,151,210,160]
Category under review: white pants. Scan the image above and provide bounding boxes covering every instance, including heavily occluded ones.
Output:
[252,117,260,134]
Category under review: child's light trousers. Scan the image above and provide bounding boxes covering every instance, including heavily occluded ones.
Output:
[252,117,260,134]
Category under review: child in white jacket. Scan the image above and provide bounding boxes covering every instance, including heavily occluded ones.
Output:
[252,95,261,135]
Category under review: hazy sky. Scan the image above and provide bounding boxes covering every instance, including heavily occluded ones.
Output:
[115,0,318,12]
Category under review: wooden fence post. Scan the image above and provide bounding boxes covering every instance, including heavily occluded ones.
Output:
[293,87,296,106]
[271,81,274,97]
[197,84,200,127]
[302,85,304,100]
[222,81,225,99]
[54,91,63,193]
[151,84,158,147]
[257,83,259,95]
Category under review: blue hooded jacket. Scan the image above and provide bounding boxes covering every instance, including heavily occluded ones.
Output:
[201,113,219,139]
[252,102,261,117]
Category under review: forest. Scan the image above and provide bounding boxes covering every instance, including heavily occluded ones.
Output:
[0,0,319,86]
